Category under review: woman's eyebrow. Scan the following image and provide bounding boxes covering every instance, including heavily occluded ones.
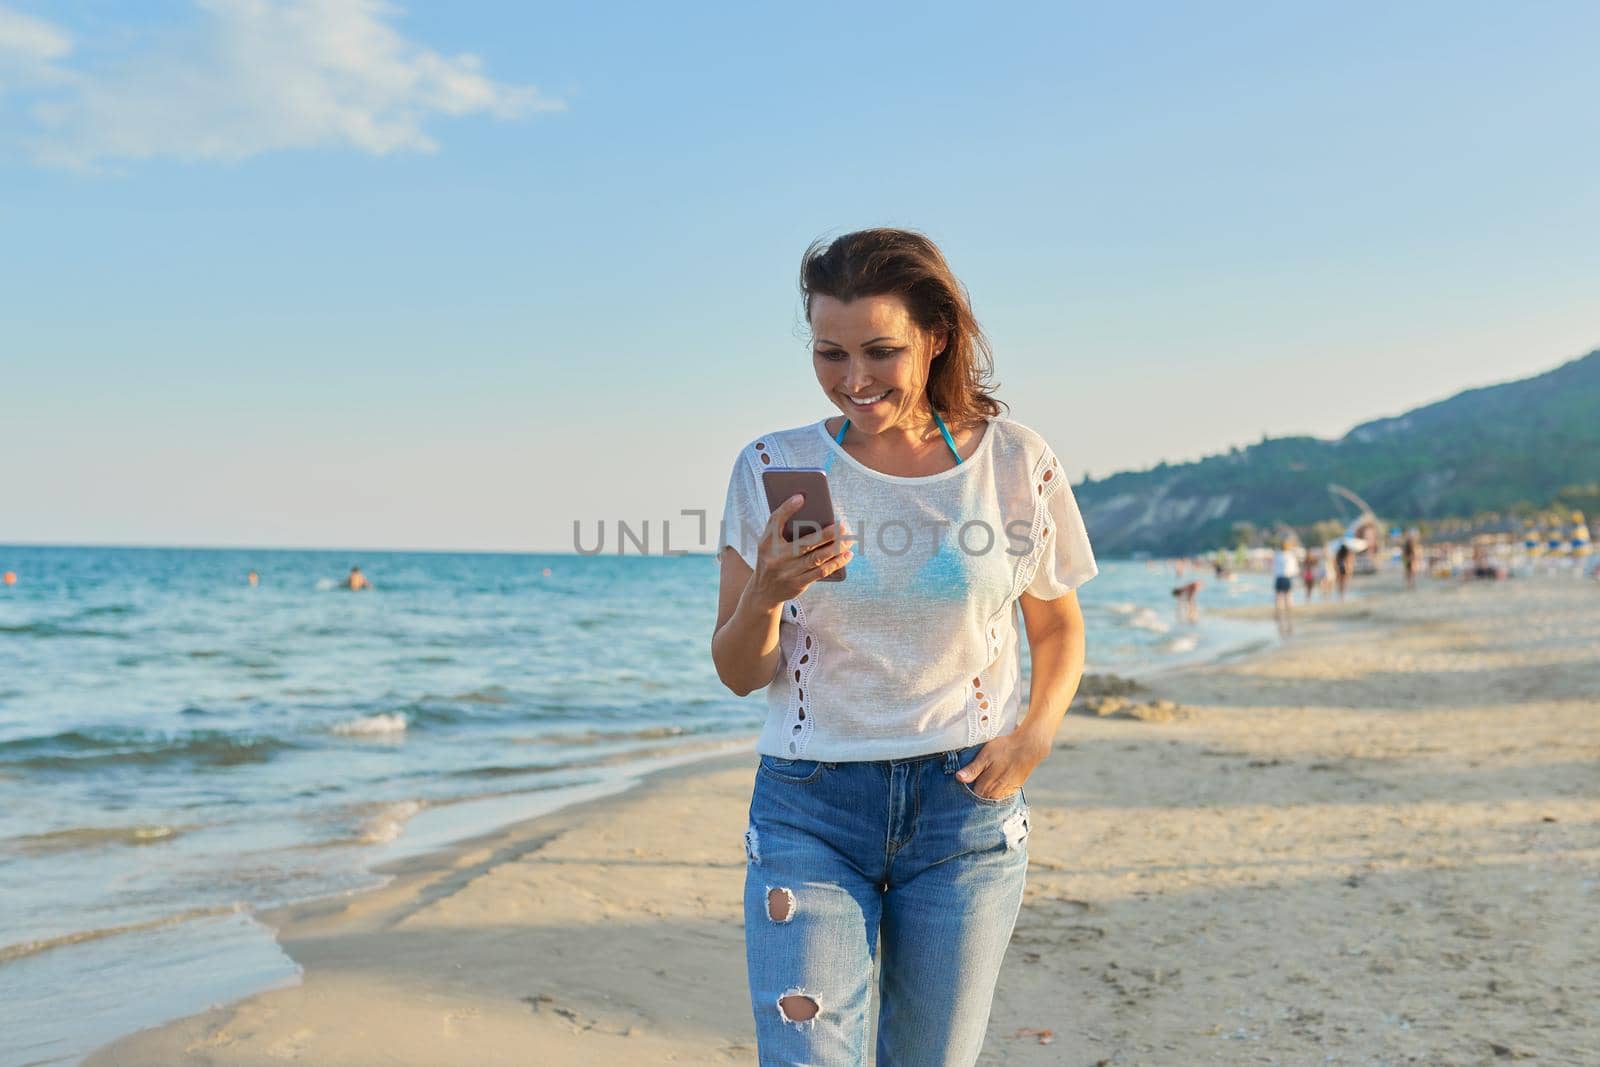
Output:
[814,335,899,347]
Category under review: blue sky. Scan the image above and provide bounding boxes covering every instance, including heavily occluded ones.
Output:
[3,1,1597,551]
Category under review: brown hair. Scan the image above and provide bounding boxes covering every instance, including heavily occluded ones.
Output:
[800,228,1006,428]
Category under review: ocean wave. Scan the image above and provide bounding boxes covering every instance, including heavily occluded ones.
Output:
[1125,608,1171,634]
[0,728,299,772]
[388,690,522,727]
[331,713,408,736]
[3,823,182,855]
[450,763,563,779]
[295,799,429,849]
[358,799,425,844]
[1162,634,1200,654]
[70,603,138,619]
[0,903,246,965]
[388,701,472,728]
[451,686,512,705]
[0,621,127,639]
[536,725,691,746]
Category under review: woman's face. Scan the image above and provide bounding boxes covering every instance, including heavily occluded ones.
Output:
[809,293,946,431]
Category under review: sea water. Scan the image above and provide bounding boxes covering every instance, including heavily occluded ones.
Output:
[0,546,1274,1064]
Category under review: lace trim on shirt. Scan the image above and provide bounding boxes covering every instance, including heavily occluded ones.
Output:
[743,434,819,757]
[783,600,818,756]
[964,663,999,745]
[965,447,1061,742]
[1007,446,1063,605]
[733,435,784,562]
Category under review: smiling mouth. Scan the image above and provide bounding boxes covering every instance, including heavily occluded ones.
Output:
[843,389,893,408]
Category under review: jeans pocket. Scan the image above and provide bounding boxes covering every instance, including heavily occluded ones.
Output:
[957,775,1021,806]
[951,745,1020,806]
[758,754,826,784]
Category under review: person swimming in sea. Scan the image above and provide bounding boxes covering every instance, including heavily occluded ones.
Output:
[344,566,370,591]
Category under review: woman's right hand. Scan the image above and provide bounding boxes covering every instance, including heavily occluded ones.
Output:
[749,495,853,610]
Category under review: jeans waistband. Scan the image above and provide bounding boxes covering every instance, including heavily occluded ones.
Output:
[784,744,981,772]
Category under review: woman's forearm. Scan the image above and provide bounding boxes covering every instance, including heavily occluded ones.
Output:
[713,582,786,697]
[1016,618,1086,745]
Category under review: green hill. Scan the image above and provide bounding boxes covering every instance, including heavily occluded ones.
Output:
[1073,347,1600,556]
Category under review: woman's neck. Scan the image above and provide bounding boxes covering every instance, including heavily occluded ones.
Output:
[846,402,943,450]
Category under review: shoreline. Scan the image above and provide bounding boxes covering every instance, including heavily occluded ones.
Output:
[82,573,1600,1064]
[4,738,755,1067]
[84,740,766,1066]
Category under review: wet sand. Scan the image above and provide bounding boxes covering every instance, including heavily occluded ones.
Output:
[85,573,1600,1065]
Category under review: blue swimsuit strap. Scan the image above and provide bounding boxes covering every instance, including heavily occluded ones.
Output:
[835,409,963,464]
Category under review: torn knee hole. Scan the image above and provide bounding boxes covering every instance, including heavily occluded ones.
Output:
[766,886,795,923]
[777,992,819,1024]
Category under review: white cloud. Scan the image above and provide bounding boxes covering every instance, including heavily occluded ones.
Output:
[0,6,70,61]
[0,0,561,167]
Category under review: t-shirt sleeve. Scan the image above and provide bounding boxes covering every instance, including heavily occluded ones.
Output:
[1023,474,1098,600]
[718,450,768,570]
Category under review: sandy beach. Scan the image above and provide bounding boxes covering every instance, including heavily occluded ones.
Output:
[84,574,1600,1066]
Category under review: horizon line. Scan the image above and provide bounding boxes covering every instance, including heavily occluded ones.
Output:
[0,540,721,557]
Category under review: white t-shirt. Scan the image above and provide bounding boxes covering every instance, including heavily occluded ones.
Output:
[719,415,1098,761]
[1274,549,1301,579]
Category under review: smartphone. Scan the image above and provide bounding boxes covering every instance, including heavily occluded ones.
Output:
[761,467,847,582]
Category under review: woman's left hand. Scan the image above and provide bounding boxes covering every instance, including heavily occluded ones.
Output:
[955,729,1053,801]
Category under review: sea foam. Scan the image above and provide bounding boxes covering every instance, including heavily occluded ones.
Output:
[331,713,408,736]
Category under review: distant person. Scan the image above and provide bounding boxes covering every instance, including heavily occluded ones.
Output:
[1172,579,1201,623]
[1273,540,1299,636]
[1300,550,1318,601]
[2,570,15,586]
[247,569,260,587]
[1401,532,1421,591]
[344,566,370,591]
[1335,542,1353,601]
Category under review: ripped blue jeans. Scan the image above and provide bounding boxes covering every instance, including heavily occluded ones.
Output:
[742,743,1030,1067]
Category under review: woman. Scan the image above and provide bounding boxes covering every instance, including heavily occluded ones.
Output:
[711,229,1096,1065]
[1273,539,1298,636]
